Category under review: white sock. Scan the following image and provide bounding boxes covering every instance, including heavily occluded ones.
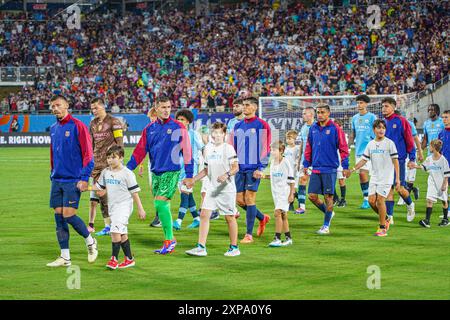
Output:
[176,218,183,225]
[300,204,305,209]
[364,196,368,201]
[194,217,200,221]
[85,234,94,246]
[61,249,70,260]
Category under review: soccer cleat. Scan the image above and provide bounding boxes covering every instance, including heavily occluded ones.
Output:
[333,198,340,206]
[46,256,71,267]
[374,229,387,237]
[412,187,419,200]
[150,216,162,228]
[210,211,220,220]
[337,199,347,208]
[87,226,95,233]
[95,225,110,236]
[316,226,330,235]
[388,215,395,225]
[155,239,177,255]
[385,218,391,231]
[224,247,241,257]
[397,198,405,206]
[281,238,293,246]
[118,257,135,269]
[106,256,118,270]
[438,219,449,227]
[295,207,306,214]
[240,234,254,244]
[257,214,270,237]
[406,202,416,222]
[419,219,431,228]
[185,245,207,257]
[360,200,371,209]
[187,219,200,229]
[173,220,182,231]
[87,238,98,263]
[268,239,282,247]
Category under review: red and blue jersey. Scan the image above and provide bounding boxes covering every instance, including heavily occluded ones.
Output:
[50,114,94,182]
[232,116,271,172]
[126,117,193,177]
[303,119,349,173]
[384,113,415,162]
[438,128,450,163]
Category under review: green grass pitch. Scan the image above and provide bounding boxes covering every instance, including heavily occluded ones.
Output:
[1,147,450,300]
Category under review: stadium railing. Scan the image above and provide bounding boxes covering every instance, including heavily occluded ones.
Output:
[0,66,54,84]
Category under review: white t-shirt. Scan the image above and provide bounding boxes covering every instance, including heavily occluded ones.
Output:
[270,158,295,197]
[204,143,238,193]
[284,145,300,172]
[362,137,398,185]
[96,166,140,209]
[422,155,450,191]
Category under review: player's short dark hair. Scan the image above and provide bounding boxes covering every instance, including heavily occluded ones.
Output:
[356,94,371,103]
[286,130,298,138]
[443,110,450,115]
[429,103,440,116]
[271,140,286,154]
[106,145,125,158]
[156,95,171,106]
[430,139,443,152]
[373,119,386,129]
[211,122,227,133]
[233,98,243,106]
[91,98,105,107]
[175,109,194,124]
[316,103,330,112]
[50,95,69,104]
[381,97,397,107]
[243,97,258,107]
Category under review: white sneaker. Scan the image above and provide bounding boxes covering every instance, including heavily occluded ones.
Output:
[186,246,207,257]
[397,198,405,205]
[87,238,98,263]
[406,202,416,222]
[224,247,241,257]
[389,215,395,225]
[317,226,330,235]
[269,239,282,247]
[281,238,293,246]
[47,256,71,267]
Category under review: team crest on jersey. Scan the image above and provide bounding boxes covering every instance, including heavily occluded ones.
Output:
[167,129,172,134]
[65,131,70,137]
[359,119,363,124]
[393,124,397,128]
[326,130,330,134]
[251,128,256,134]
[431,124,435,128]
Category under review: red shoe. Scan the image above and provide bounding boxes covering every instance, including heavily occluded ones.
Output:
[118,257,135,269]
[257,214,270,237]
[106,256,118,270]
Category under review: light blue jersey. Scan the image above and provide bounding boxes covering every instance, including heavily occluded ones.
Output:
[423,117,444,150]
[227,117,243,135]
[298,121,314,163]
[409,120,418,137]
[351,112,377,156]
[179,129,204,181]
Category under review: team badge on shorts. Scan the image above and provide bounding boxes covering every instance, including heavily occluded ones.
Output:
[65,131,70,137]
[167,129,172,134]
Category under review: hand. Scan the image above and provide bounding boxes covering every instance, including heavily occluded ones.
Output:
[138,207,146,220]
[77,181,88,192]
[418,153,424,163]
[288,193,294,204]
[182,178,195,190]
[407,161,416,170]
[303,167,308,175]
[138,164,144,177]
[395,181,401,192]
[253,170,264,179]
[217,174,228,184]
[96,189,106,197]
[441,185,447,192]
[343,169,351,178]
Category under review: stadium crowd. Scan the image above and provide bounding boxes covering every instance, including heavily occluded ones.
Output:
[0,0,449,113]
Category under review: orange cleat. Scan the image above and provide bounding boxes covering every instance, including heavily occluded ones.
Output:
[257,214,270,237]
[240,234,254,244]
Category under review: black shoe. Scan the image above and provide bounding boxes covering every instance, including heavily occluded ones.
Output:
[210,211,220,220]
[333,198,340,206]
[150,216,162,227]
[412,187,419,200]
[337,199,347,208]
[419,219,430,228]
[439,219,449,227]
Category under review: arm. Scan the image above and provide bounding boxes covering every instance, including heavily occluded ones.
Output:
[112,118,124,147]
[401,117,416,162]
[257,120,272,172]
[132,193,146,220]
[337,125,350,175]
[75,121,94,191]
[180,124,194,178]
[127,127,148,170]
[217,160,239,184]
[421,130,428,151]
[414,135,424,162]
[352,158,368,172]
[393,158,401,191]
[302,129,313,169]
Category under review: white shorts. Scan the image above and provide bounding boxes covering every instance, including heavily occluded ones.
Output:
[426,186,448,203]
[202,191,236,215]
[201,177,212,194]
[90,190,99,201]
[109,202,133,234]
[272,192,290,212]
[368,183,392,198]
[355,155,371,172]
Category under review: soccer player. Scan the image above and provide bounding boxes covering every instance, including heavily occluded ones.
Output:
[267,141,295,247]
[349,94,377,209]
[303,103,350,235]
[333,119,347,208]
[351,120,400,237]
[227,98,245,138]
[88,98,124,236]
[296,107,315,214]
[126,95,193,255]
[414,139,450,228]
[421,104,444,153]
[382,97,416,223]
[232,96,271,243]
[173,109,204,230]
[89,145,146,269]
[47,95,98,267]
[184,122,240,257]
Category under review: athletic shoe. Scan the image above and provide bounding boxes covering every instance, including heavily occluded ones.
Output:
[333,198,340,206]
[155,239,177,255]
[337,199,347,208]
[240,234,254,244]
[118,257,135,269]
[150,216,162,228]
[106,256,118,270]
[316,226,330,235]
[281,238,293,246]
[46,256,71,267]
[187,219,200,229]
[87,226,95,233]
[87,238,98,263]
[224,247,241,257]
[360,200,370,209]
[419,219,431,228]
[257,214,270,237]
[295,207,306,214]
[374,229,387,237]
[210,211,220,220]
[406,202,416,222]
[268,239,282,247]
[173,220,182,231]
[397,198,405,206]
[438,219,449,227]
[186,245,207,257]
[95,226,110,236]
[412,187,419,200]
[388,215,394,225]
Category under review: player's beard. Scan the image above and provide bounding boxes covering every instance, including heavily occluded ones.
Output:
[233,111,242,117]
